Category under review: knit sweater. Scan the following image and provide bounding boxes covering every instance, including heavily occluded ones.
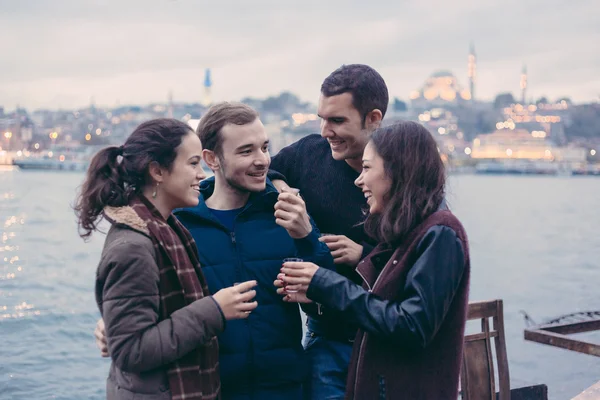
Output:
[269,134,375,339]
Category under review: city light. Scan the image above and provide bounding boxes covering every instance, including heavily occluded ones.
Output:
[96,128,102,135]
[34,143,40,149]
[85,134,92,141]
[592,149,597,156]
[3,131,11,139]
[506,149,513,156]
[49,132,58,139]
[438,127,446,135]
[464,147,472,155]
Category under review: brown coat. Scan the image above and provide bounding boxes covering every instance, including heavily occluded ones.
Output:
[96,206,225,400]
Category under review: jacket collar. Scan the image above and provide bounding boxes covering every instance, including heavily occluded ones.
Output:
[175,176,279,222]
[103,205,150,236]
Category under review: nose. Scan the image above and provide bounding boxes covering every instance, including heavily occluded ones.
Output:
[354,172,364,188]
[198,164,208,180]
[254,150,270,167]
[320,120,335,138]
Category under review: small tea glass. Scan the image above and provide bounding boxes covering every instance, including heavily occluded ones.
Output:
[282,257,303,293]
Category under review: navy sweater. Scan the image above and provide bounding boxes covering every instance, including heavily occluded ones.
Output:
[269,134,376,338]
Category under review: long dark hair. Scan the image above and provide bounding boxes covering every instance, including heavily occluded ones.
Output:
[74,118,194,239]
[364,121,445,246]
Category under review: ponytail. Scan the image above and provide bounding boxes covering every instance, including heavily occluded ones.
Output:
[74,118,195,239]
[74,145,130,239]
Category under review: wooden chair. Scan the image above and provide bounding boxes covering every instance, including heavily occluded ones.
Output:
[460,299,548,400]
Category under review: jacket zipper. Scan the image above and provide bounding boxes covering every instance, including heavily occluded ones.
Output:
[230,225,255,392]
[354,255,396,396]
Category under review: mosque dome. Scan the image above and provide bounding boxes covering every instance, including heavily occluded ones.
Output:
[410,71,471,103]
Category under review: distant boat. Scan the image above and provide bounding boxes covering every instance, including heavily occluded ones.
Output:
[572,164,600,176]
[13,157,88,171]
[475,160,559,175]
[12,145,99,171]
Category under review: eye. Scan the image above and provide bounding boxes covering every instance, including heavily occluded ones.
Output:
[240,150,251,155]
[331,118,345,124]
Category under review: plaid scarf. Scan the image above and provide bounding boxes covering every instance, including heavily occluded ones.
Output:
[130,196,221,400]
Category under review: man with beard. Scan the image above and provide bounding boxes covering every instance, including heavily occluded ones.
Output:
[95,102,333,400]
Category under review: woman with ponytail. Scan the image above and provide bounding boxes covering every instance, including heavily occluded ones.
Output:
[75,118,257,400]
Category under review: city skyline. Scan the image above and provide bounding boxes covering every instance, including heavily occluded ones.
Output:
[1,0,599,110]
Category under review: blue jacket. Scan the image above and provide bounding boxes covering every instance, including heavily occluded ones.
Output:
[174,178,334,397]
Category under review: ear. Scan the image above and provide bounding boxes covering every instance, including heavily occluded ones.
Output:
[365,109,383,131]
[202,149,220,172]
[148,161,165,183]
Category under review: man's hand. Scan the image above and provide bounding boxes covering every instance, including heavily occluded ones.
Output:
[95,318,109,357]
[274,189,312,239]
[271,179,290,193]
[319,235,363,266]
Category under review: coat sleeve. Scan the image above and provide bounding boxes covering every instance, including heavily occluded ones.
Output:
[99,240,225,373]
[306,225,466,349]
[293,215,335,271]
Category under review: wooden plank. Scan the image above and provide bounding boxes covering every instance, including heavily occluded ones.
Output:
[506,384,548,400]
[468,300,499,320]
[542,319,600,335]
[524,329,600,357]
[465,331,499,342]
[571,380,600,399]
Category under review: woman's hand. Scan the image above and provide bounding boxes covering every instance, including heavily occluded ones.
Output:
[280,261,319,287]
[273,278,313,303]
[212,280,258,320]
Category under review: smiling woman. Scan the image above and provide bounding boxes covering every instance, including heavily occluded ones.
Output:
[73,118,258,400]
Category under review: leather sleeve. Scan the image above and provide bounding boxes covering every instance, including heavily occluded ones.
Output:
[306,225,465,349]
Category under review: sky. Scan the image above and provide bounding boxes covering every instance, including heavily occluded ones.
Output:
[1,0,599,111]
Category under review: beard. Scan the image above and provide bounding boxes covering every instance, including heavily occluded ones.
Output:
[220,157,267,194]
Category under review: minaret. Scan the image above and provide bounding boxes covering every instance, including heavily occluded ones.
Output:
[203,68,212,107]
[167,90,174,118]
[520,65,528,105]
[467,43,476,102]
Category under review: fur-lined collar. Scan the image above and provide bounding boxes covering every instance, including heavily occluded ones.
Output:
[104,206,150,235]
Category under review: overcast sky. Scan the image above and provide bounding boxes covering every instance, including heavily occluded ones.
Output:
[1,0,598,111]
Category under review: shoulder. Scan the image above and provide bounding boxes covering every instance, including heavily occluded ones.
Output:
[279,134,328,154]
[416,224,465,258]
[296,134,329,151]
[98,226,159,298]
[99,226,156,274]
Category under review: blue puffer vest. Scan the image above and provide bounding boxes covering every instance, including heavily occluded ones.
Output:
[175,178,333,397]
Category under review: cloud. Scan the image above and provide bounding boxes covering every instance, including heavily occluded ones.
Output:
[0,0,598,109]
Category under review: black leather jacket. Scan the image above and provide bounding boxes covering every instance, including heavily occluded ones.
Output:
[306,225,466,349]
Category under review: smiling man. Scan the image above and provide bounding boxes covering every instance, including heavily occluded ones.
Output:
[173,102,333,400]
[268,64,389,399]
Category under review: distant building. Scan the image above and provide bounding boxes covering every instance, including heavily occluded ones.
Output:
[470,128,586,163]
[409,71,472,109]
[203,68,212,107]
[468,43,476,102]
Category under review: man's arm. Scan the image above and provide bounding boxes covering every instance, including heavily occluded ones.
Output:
[268,139,303,187]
